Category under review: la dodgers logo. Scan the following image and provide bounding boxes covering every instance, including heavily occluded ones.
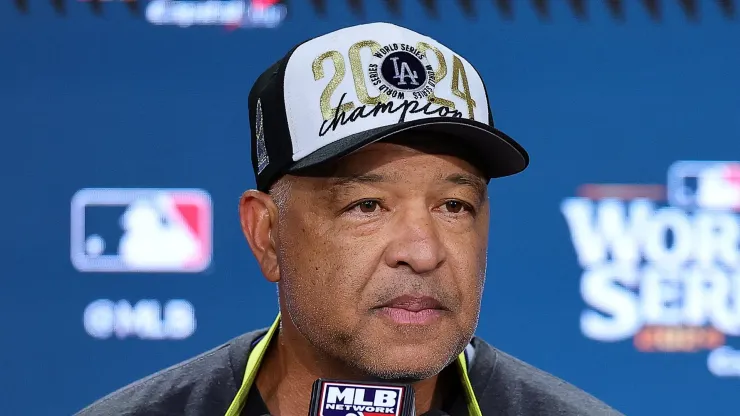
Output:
[386,53,423,87]
[369,43,436,101]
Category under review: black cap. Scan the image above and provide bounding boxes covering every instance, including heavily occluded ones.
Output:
[248,22,529,192]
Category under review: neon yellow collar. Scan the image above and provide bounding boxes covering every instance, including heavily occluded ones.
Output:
[224,314,482,416]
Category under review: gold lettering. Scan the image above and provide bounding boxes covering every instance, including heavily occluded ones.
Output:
[348,41,389,106]
[416,42,455,110]
[451,55,477,119]
[313,51,355,120]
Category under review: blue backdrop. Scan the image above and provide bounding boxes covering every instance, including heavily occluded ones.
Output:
[2,1,739,415]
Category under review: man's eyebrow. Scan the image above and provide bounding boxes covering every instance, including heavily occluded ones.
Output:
[322,173,390,203]
[445,173,488,198]
[326,173,389,188]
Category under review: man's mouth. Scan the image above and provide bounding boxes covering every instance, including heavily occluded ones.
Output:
[375,295,447,325]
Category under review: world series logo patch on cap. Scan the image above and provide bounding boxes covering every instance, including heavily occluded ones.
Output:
[318,381,404,416]
[369,43,435,101]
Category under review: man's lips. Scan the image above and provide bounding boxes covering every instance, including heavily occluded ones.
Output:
[379,295,446,312]
[375,295,447,325]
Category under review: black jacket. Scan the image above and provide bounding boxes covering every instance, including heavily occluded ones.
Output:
[76,327,624,416]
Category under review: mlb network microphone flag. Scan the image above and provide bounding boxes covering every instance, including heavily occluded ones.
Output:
[309,379,416,416]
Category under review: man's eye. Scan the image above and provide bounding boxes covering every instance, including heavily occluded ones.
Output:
[354,200,380,213]
[442,200,471,214]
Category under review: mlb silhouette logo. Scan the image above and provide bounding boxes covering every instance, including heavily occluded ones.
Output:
[667,161,740,211]
[319,382,404,416]
[70,188,213,273]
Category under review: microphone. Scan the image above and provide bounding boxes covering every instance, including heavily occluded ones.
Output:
[308,378,416,416]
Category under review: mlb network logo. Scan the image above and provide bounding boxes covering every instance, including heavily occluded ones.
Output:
[319,382,404,416]
[71,188,213,273]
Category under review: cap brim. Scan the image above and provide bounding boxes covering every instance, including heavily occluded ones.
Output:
[287,117,529,179]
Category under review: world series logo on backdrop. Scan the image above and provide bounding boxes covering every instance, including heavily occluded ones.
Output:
[311,39,478,138]
[561,160,740,378]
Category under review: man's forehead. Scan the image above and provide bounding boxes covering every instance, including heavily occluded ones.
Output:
[324,171,485,186]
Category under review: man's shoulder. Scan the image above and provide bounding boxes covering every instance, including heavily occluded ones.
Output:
[469,337,624,416]
[75,328,266,416]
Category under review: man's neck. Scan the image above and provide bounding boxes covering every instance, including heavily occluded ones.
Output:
[254,328,450,416]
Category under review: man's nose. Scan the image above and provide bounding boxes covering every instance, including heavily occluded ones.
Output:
[384,204,447,274]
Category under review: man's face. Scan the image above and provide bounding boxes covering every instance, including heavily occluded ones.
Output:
[274,134,490,380]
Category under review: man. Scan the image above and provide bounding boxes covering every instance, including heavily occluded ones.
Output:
[77,22,622,416]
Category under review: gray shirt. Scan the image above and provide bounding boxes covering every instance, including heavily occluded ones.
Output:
[76,327,624,416]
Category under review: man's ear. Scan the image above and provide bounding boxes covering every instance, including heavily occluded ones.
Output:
[239,190,281,283]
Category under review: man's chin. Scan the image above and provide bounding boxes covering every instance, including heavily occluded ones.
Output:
[363,364,444,382]
[351,346,457,382]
